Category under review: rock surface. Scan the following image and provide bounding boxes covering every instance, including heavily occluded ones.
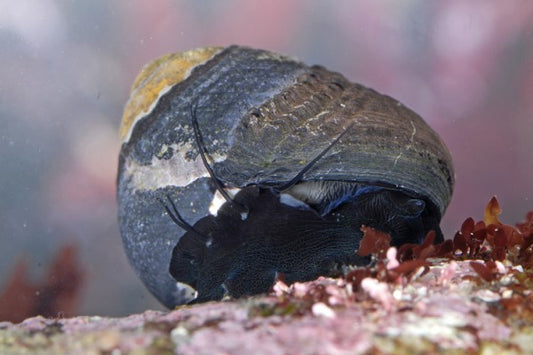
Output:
[1,257,532,354]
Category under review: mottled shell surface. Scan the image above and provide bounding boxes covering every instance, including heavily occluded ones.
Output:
[117,45,454,307]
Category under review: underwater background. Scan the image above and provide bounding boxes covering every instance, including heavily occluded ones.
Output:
[0,0,531,317]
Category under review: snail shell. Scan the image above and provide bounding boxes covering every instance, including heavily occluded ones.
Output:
[117,45,454,307]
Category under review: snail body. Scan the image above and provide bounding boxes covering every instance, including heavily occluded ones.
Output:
[117,46,454,307]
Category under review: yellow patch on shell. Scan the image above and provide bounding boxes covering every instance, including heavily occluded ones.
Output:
[119,46,223,142]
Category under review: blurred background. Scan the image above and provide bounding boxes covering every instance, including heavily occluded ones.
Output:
[0,0,532,318]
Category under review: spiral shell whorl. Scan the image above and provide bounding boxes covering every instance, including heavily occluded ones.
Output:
[120,46,223,142]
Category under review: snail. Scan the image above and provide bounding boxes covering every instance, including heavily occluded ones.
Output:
[117,45,454,307]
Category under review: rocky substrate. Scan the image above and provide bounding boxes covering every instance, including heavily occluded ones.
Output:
[1,256,532,354]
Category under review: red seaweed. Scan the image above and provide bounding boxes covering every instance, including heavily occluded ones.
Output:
[0,245,84,323]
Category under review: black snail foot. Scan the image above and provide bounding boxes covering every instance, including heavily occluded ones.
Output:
[170,186,442,303]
